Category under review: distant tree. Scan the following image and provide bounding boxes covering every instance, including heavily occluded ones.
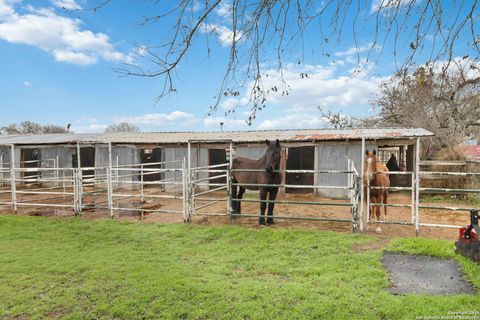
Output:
[104,122,140,133]
[42,125,70,134]
[318,107,356,129]
[1,124,21,135]
[370,59,480,157]
[0,121,70,135]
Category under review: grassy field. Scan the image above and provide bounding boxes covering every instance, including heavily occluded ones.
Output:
[0,216,479,320]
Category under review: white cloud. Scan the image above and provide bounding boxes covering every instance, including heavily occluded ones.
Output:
[0,1,131,65]
[0,0,19,17]
[203,116,247,129]
[23,80,31,86]
[428,57,480,79]
[251,62,386,110]
[115,111,196,126]
[215,1,232,18]
[220,97,239,110]
[335,43,373,57]
[52,0,81,10]
[257,112,328,130]
[71,123,108,133]
[371,0,415,13]
[200,23,243,47]
[215,59,387,129]
[53,50,97,65]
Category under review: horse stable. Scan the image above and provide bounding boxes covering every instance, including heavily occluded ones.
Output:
[0,128,432,199]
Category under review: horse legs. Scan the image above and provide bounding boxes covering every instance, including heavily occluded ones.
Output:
[383,190,388,220]
[231,180,238,213]
[266,188,278,226]
[259,188,268,225]
[237,186,246,214]
[370,195,377,221]
[376,192,383,220]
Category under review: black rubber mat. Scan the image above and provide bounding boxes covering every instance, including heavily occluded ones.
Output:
[382,251,477,295]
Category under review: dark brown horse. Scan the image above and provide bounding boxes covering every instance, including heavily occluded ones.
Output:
[364,150,390,221]
[231,139,282,225]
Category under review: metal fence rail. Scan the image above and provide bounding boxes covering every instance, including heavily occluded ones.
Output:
[416,167,480,229]
[227,160,360,233]
[0,166,77,214]
[108,159,187,220]
[366,171,416,228]
[189,163,230,219]
[1,143,479,236]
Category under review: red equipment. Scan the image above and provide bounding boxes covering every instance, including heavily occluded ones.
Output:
[455,210,480,263]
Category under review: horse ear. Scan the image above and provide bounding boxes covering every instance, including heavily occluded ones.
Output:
[373,150,376,155]
[365,149,369,155]
[275,139,280,146]
[265,139,270,145]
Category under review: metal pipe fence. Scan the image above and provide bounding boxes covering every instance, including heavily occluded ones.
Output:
[416,165,480,230]
[108,159,187,220]
[189,163,230,218]
[225,161,360,233]
[0,147,479,236]
[365,171,416,227]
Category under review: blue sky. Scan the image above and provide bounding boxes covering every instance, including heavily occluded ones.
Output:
[0,0,475,133]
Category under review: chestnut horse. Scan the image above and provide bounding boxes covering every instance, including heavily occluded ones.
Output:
[364,150,390,221]
[231,139,282,225]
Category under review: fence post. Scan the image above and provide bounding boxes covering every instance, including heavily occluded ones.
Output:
[185,141,193,222]
[78,169,83,215]
[359,137,365,232]
[73,169,79,216]
[115,156,119,189]
[0,153,3,187]
[55,155,59,188]
[10,144,17,214]
[366,173,370,225]
[227,142,233,223]
[415,138,420,236]
[182,157,189,223]
[352,175,360,234]
[140,163,144,203]
[106,167,113,219]
[108,143,114,219]
[62,168,66,199]
[411,171,415,224]
[348,159,358,234]
[227,165,233,223]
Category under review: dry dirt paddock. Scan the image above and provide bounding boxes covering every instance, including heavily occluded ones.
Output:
[0,184,474,241]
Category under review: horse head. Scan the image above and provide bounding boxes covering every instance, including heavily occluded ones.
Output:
[264,139,281,173]
[365,149,377,181]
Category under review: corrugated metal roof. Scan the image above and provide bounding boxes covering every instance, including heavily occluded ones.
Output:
[0,128,433,145]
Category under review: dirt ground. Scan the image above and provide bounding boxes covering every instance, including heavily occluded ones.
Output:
[0,184,473,241]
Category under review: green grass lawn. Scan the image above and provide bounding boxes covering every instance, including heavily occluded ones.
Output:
[0,216,479,320]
